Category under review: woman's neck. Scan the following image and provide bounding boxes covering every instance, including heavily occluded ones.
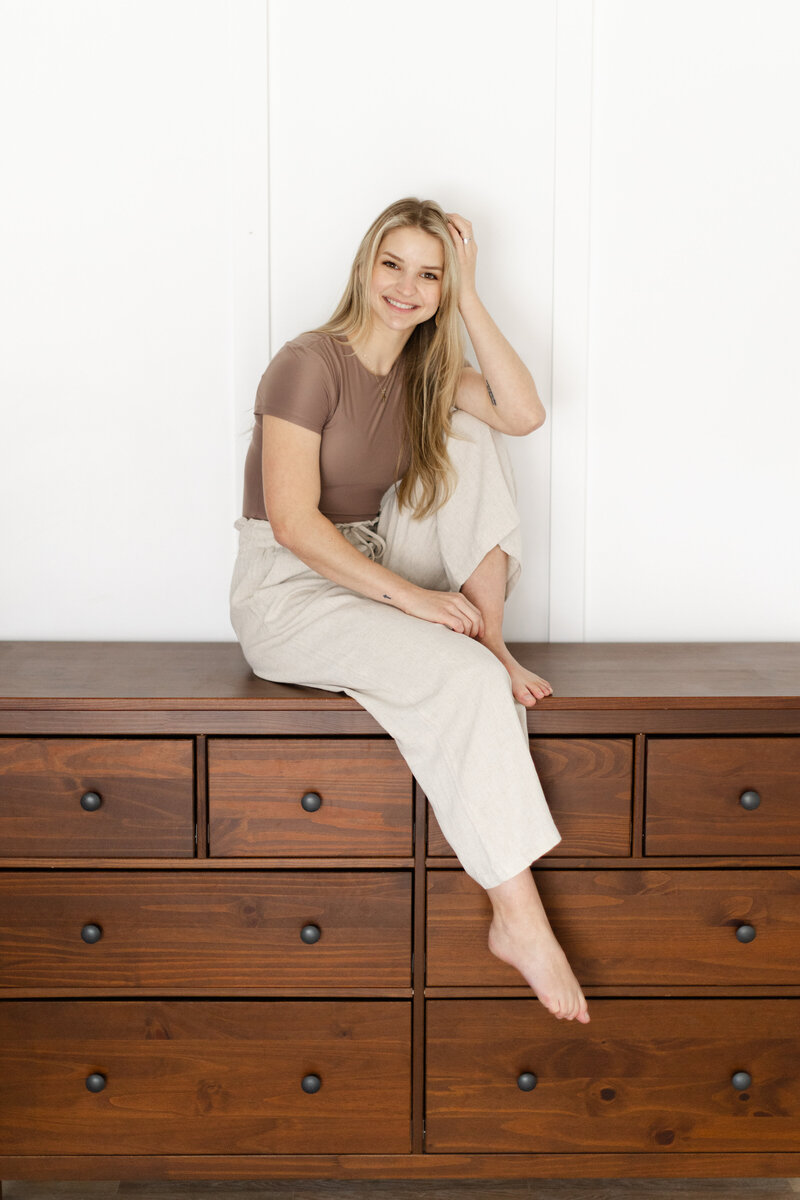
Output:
[348,326,412,375]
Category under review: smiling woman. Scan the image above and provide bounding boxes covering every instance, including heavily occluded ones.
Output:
[231,196,589,1026]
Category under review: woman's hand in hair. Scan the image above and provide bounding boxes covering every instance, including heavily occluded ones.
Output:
[400,585,485,639]
[445,212,478,305]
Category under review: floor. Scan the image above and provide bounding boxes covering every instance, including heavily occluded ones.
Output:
[3,1181,800,1199]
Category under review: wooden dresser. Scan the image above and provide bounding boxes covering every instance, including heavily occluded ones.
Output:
[0,640,799,1187]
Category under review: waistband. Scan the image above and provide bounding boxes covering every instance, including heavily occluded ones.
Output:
[234,515,386,561]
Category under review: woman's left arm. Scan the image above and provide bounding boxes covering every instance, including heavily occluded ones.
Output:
[446,212,546,437]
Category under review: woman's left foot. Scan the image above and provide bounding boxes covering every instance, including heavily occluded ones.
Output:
[480,638,553,707]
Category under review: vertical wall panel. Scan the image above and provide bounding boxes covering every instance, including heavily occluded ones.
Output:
[266,0,558,641]
[584,0,800,639]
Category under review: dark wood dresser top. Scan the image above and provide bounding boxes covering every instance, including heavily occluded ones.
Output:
[0,641,798,710]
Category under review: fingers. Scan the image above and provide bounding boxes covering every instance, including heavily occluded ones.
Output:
[444,595,483,638]
[445,213,475,251]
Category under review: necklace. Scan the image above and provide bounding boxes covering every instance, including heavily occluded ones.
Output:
[354,346,399,402]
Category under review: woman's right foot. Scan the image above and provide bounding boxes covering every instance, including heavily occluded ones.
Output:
[488,914,590,1023]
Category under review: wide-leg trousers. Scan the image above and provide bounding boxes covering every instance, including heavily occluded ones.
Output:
[229,408,561,889]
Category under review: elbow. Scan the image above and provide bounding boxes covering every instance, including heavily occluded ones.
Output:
[269,507,319,549]
[270,518,298,548]
[517,408,546,436]
[265,508,293,547]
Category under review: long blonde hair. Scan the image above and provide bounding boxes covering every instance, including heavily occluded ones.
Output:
[312,196,467,520]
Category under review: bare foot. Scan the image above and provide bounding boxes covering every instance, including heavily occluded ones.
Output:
[479,638,553,707]
[488,915,590,1023]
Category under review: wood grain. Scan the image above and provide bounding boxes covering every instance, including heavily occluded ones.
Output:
[2,640,800,706]
[428,737,633,857]
[207,738,412,857]
[0,871,412,990]
[0,1001,411,1155]
[426,868,800,987]
[646,737,800,855]
[0,739,194,858]
[426,998,800,1153]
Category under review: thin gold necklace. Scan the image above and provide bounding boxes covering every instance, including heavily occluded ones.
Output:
[355,347,398,402]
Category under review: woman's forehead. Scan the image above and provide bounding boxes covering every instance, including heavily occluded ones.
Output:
[379,226,444,266]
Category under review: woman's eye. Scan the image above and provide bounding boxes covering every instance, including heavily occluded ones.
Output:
[423,272,439,281]
[383,260,399,269]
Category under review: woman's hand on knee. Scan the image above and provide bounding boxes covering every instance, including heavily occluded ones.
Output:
[400,586,485,638]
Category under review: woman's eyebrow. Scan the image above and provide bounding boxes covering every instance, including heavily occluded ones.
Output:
[383,251,443,271]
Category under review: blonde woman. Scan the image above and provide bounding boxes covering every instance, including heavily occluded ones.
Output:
[231,197,590,1025]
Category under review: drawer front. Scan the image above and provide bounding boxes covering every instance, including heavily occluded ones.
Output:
[208,737,413,857]
[0,738,194,857]
[428,738,632,858]
[0,871,411,989]
[426,868,800,986]
[0,999,410,1153]
[646,737,800,855]
[426,998,800,1152]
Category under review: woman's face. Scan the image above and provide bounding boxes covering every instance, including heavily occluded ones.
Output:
[368,226,445,334]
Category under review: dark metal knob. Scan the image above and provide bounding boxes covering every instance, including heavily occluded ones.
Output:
[81,924,103,944]
[739,790,761,811]
[301,1074,322,1093]
[85,1073,106,1092]
[735,924,756,943]
[80,791,102,812]
[301,791,322,812]
[732,1071,752,1091]
[517,1072,538,1091]
[300,924,321,944]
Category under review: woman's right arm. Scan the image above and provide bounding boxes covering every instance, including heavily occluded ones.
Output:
[262,415,485,638]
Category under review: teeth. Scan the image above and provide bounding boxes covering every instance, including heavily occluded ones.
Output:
[386,297,415,310]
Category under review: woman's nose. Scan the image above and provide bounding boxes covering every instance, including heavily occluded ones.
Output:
[396,272,417,296]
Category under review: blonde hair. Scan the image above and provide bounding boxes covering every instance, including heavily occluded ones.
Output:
[312,196,467,520]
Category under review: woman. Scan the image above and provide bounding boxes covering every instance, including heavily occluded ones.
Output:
[231,197,590,1025]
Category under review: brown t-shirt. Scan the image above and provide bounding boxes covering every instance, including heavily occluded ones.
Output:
[241,331,412,524]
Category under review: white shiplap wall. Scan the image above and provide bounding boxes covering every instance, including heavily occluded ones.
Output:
[2,0,798,643]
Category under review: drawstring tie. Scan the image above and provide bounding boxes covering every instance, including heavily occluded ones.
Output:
[336,518,386,562]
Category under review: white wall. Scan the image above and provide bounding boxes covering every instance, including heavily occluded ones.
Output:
[1,0,798,645]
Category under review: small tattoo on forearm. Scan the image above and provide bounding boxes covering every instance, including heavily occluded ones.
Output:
[383,594,391,600]
[486,379,497,406]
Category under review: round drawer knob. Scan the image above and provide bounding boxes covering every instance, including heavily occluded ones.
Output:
[301,1074,322,1093]
[80,924,103,944]
[732,1071,752,1091]
[300,924,321,944]
[735,924,757,943]
[517,1072,538,1092]
[739,790,761,811]
[80,791,103,812]
[301,792,322,812]
[85,1073,107,1092]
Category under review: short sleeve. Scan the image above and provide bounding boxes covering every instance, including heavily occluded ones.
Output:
[254,340,336,435]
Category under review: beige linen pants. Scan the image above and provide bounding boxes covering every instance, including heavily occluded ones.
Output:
[230,409,561,889]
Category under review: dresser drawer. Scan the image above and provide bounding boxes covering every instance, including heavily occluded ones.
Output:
[0,871,411,989]
[426,868,800,986]
[426,998,800,1152]
[428,738,633,858]
[646,737,800,855]
[0,999,411,1153]
[0,738,194,857]
[207,737,413,856]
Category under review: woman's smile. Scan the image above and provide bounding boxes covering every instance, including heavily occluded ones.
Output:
[383,296,418,311]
